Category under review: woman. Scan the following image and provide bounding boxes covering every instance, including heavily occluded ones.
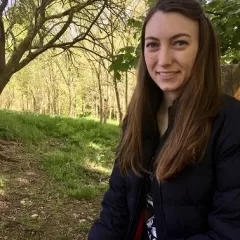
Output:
[88,0,240,239]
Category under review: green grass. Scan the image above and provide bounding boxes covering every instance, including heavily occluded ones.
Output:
[0,109,120,200]
[19,213,45,231]
[67,186,97,200]
[0,177,4,188]
[78,221,91,233]
[0,176,5,195]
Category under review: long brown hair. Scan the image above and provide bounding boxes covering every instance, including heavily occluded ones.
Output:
[118,0,222,182]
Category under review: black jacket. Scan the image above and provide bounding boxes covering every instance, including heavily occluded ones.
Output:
[88,95,240,240]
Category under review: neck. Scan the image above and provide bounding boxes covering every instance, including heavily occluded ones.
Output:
[157,92,177,136]
[162,92,178,110]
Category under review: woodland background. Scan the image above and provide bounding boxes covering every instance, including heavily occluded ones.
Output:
[0,0,239,124]
[0,1,239,239]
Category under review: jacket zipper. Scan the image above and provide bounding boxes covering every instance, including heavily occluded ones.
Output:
[126,106,174,239]
[153,114,173,240]
[125,176,145,240]
[159,183,168,239]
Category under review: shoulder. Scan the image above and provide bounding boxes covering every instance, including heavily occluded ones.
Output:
[211,94,240,150]
[213,94,240,129]
[218,94,240,117]
[220,94,240,113]
[211,94,240,162]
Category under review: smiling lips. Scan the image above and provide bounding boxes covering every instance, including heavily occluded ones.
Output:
[156,71,180,78]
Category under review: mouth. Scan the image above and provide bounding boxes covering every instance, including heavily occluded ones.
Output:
[156,71,180,77]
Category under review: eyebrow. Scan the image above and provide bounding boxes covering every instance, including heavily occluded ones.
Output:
[145,33,191,41]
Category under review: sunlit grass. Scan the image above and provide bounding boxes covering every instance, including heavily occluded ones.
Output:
[0,177,4,187]
[83,115,119,126]
[0,109,121,200]
[85,161,112,175]
[78,220,91,233]
[67,186,98,200]
[0,176,5,195]
[18,214,45,231]
[88,142,102,150]
[40,150,113,199]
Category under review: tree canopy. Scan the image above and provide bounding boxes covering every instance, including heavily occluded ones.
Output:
[0,0,126,93]
[110,0,240,76]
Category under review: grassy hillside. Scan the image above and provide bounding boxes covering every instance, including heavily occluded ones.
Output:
[0,109,121,200]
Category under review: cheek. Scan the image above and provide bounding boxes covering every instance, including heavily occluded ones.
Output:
[181,54,197,75]
[187,56,197,74]
[144,57,150,70]
[187,48,198,72]
[144,54,155,68]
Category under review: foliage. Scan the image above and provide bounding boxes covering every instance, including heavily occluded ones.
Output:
[109,45,140,80]
[110,0,240,76]
[109,17,142,79]
[203,0,240,63]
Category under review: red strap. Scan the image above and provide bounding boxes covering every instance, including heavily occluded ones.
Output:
[134,209,145,240]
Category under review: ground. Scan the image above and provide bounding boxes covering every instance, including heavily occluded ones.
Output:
[0,141,102,240]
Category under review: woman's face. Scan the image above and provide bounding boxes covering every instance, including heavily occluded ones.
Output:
[144,11,199,99]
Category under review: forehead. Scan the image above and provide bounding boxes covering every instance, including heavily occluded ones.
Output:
[145,11,199,38]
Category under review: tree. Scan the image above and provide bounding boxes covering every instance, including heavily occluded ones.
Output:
[79,0,135,123]
[0,0,125,94]
[203,0,240,63]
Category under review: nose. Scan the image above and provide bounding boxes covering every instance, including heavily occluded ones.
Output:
[157,47,172,66]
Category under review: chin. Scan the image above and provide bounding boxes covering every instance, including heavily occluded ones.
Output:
[159,87,179,92]
[159,85,183,97]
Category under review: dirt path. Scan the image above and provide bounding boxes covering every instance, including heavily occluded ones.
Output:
[0,141,102,240]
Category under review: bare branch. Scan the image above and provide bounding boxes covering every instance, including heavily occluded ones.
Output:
[45,0,98,21]
[13,0,107,72]
[7,29,17,50]
[14,17,73,71]
[72,45,111,62]
[0,0,8,15]
[45,13,73,47]
[46,1,106,48]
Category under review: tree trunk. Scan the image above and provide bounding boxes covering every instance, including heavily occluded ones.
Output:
[97,75,103,124]
[0,18,6,74]
[39,92,44,114]
[232,63,240,96]
[21,94,25,111]
[104,73,110,123]
[222,64,240,96]
[94,63,103,123]
[47,88,52,115]
[125,71,128,115]
[0,73,11,94]
[53,88,57,115]
[109,87,113,120]
[32,94,37,112]
[113,76,122,124]
[69,91,73,116]
[103,98,108,124]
